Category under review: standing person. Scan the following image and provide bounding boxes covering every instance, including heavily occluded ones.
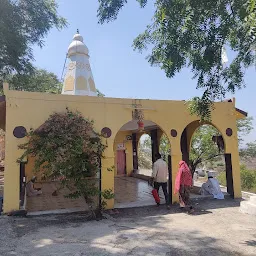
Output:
[152,153,169,207]
[174,161,193,213]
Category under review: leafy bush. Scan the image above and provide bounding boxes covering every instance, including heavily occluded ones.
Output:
[218,165,256,193]
[217,172,226,187]
[240,168,256,191]
[18,109,114,216]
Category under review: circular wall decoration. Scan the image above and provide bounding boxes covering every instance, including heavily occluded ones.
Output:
[13,126,27,138]
[171,129,177,137]
[101,127,112,138]
[226,128,233,137]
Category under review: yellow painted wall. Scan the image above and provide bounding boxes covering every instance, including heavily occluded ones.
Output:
[3,86,242,212]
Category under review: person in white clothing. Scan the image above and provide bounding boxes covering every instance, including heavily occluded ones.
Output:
[26,176,42,197]
[152,153,169,205]
[200,174,224,199]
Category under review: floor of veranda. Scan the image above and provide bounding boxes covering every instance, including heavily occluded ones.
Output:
[26,174,229,213]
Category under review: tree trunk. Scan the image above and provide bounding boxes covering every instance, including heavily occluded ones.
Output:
[189,159,201,177]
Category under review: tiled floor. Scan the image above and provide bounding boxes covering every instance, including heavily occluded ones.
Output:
[26,177,229,213]
[114,177,230,209]
[114,177,165,208]
[26,182,89,213]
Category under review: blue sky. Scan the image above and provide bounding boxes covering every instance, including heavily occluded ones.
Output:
[32,1,256,142]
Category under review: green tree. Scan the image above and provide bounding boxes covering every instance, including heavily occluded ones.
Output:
[98,0,256,119]
[189,125,221,175]
[189,116,253,173]
[240,141,256,159]
[159,134,171,161]
[0,0,67,94]
[138,134,152,169]
[18,109,114,218]
[237,116,254,144]
[8,68,62,94]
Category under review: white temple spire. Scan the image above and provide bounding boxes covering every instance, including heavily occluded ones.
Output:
[62,31,97,96]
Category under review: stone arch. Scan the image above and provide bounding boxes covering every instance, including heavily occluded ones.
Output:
[113,120,172,172]
[180,120,235,197]
[183,120,227,157]
[113,119,173,207]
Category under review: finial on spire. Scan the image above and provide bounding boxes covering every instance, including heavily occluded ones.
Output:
[77,29,79,34]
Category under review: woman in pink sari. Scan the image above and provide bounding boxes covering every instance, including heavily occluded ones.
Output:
[175,161,193,212]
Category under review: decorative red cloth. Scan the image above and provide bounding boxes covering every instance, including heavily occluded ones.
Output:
[174,161,193,194]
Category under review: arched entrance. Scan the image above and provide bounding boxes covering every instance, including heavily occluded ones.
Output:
[138,134,152,176]
[181,121,234,198]
[113,120,172,208]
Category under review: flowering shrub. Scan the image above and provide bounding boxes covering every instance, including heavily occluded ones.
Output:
[18,108,114,215]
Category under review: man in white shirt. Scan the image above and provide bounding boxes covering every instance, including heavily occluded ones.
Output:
[152,153,169,205]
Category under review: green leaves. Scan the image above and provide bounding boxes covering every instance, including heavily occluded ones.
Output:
[237,116,254,144]
[0,0,67,88]
[240,141,256,159]
[186,93,214,121]
[97,0,128,24]
[4,68,62,94]
[18,109,108,210]
[190,125,221,173]
[97,0,256,120]
[97,0,148,24]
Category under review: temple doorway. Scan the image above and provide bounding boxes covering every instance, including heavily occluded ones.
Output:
[113,120,172,208]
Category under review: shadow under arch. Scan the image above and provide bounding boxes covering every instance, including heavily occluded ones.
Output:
[113,119,173,208]
[180,120,234,198]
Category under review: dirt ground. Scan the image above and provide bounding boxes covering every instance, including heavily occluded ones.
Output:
[0,199,255,256]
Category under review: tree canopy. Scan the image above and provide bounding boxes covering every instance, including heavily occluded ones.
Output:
[0,0,67,92]
[98,0,256,119]
[6,68,62,94]
[240,141,256,159]
[189,125,221,174]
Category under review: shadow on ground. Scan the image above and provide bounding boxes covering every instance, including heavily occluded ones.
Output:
[0,198,254,256]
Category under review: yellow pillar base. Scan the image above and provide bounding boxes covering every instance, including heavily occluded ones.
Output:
[101,156,115,210]
[3,163,20,213]
[171,153,182,204]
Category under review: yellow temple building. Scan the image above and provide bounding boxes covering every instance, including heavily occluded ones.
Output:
[0,32,247,214]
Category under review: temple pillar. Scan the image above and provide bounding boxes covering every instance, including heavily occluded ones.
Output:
[101,139,115,209]
[169,134,182,204]
[132,133,138,171]
[180,128,189,164]
[151,129,159,163]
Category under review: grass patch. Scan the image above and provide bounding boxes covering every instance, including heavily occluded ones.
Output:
[217,165,256,193]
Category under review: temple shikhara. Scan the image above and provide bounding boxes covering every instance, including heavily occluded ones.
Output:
[62,30,97,96]
[0,31,248,214]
